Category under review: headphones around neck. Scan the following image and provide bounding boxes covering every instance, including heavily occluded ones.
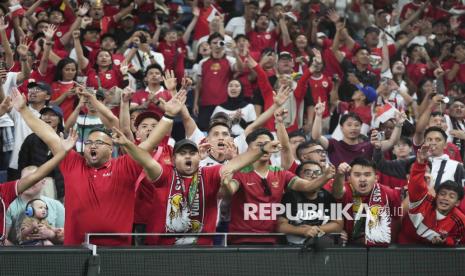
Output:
[25,198,48,219]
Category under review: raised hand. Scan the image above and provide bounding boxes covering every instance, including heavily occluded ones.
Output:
[337,162,351,175]
[160,89,187,116]
[111,127,131,146]
[314,97,326,117]
[246,54,258,68]
[327,8,340,23]
[311,48,322,64]
[223,138,238,160]
[198,142,212,160]
[192,6,200,17]
[417,144,431,164]
[163,69,177,91]
[17,37,32,58]
[370,129,382,149]
[323,164,336,179]
[72,30,80,40]
[121,86,134,102]
[77,3,90,17]
[273,85,292,106]
[44,24,58,40]
[263,140,282,154]
[11,87,27,111]
[395,110,407,125]
[0,96,12,115]
[180,77,193,90]
[0,16,9,31]
[60,128,78,152]
[120,60,129,75]
[274,108,288,124]
[81,16,92,28]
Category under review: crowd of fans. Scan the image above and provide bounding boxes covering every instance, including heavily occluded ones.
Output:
[1,0,465,247]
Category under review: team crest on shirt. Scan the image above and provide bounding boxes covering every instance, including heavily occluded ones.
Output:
[322,81,328,88]
[56,31,62,37]
[265,34,271,40]
[420,68,426,74]
[210,63,221,73]
[271,181,279,188]
[105,73,112,80]
[114,59,121,66]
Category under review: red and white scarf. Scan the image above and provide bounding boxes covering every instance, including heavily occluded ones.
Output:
[165,168,205,245]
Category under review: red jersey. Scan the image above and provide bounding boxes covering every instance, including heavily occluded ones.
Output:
[229,165,297,244]
[322,38,353,80]
[406,62,431,87]
[198,56,235,106]
[51,81,77,121]
[308,74,333,118]
[131,88,172,119]
[85,66,123,90]
[247,30,278,54]
[59,150,143,245]
[0,181,18,239]
[157,40,187,81]
[398,162,465,246]
[144,164,223,245]
[254,64,311,132]
[193,5,222,40]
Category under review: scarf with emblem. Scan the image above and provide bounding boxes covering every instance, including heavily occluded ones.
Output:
[349,183,391,246]
[165,168,205,245]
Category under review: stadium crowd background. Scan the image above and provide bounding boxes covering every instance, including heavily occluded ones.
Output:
[1,0,465,248]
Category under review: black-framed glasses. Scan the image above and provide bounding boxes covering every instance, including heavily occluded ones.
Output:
[83,140,112,147]
[303,169,322,178]
[260,178,272,196]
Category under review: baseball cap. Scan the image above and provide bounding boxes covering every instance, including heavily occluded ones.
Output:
[278,51,293,60]
[134,111,161,128]
[365,26,380,36]
[28,81,52,94]
[359,86,377,103]
[173,139,199,153]
[40,105,63,117]
[316,32,327,38]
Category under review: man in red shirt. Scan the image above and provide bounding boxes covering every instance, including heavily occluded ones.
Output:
[332,158,402,246]
[246,13,279,55]
[399,144,465,246]
[16,88,187,246]
[112,113,282,246]
[194,32,239,131]
[224,128,337,244]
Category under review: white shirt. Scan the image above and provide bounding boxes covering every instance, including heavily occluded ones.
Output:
[123,49,165,71]
[0,72,18,128]
[211,105,256,136]
[8,106,41,169]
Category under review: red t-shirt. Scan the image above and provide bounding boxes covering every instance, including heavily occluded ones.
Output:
[51,81,77,121]
[193,5,222,40]
[85,66,123,90]
[308,74,333,118]
[144,164,223,245]
[18,69,54,96]
[157,40,187,81]
[322,38,353,80]
[0,181,18,238]
[247,30,278,54]
[229,165,297,244]
[398,162,465,246]
[131,88,172,119]
[198,56,234,106]
[59,150,143,245]
[406,62,431,87]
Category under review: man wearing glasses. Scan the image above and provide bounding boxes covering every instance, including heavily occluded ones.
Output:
[224,128,336,245]
[277,161,343,245]
[14,88,187,246]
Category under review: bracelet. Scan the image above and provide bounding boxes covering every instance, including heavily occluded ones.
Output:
[163,114,175,120]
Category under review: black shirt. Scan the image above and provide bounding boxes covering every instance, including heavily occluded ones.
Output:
[338,58,378,102]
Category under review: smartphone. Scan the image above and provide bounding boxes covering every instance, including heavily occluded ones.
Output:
[377,131,385,141]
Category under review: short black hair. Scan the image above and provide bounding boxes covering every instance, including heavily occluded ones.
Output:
[208,32,224,44]
[424,126,447,141]
[288,130,306,141]
[451,40,465,53]
[245,128,274,144]
[394,30,407,41]
[234,34,248,42]
[296,141,320,161]
[296,160,322,176]
[436,180,464,201]
[353,46,371,56]
[144,63,164,77]
[397,136,413,147]
[340,112,362,126]
[350,157,376,171]
[88,127,112,139]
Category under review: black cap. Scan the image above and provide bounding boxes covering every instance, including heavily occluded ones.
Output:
[365,26,380,36]
[134,111,161,128]
[28,81,52,94]
[40,105,63,117]
[173,139,199,153]
[278,51,293,60]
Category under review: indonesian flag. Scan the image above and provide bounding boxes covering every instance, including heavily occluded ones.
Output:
[373,103,397,128]
[207,6,221,22]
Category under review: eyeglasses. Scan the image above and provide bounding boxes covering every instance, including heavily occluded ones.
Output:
[260,178,272,196]
[83,140,112,147]
[303,169,322,178]
[306,149,326,155]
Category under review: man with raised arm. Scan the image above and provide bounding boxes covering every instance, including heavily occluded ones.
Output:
[12,87,187,246]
